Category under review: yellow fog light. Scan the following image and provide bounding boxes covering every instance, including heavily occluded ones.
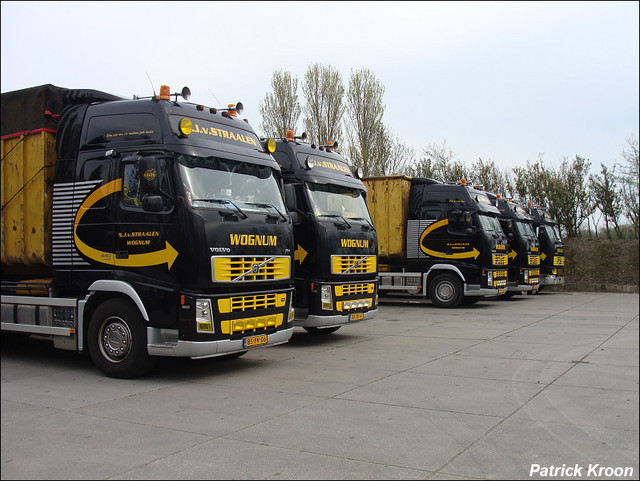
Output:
[179,117,193,136]
[265,137,276,153]
[197,321,213,332]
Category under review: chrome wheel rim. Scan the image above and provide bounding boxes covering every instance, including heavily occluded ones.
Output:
[98,316,132,363]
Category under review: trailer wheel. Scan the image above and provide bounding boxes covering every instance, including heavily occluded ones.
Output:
[87,299,156,378]
[303,326,341,335]
[429,273,463,308]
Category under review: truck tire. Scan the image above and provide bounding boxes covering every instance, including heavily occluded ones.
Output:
[303,326,341,335]
[87,299,157,379]
[429,273,463,308]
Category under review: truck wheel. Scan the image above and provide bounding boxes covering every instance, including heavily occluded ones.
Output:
[429,273,463,308]
[87,299,156,378]
[303,326,341,335]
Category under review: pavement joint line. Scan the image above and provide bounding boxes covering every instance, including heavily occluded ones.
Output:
[416,293,639,478]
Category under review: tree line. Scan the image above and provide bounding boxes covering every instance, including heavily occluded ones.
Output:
[259,63,639,239]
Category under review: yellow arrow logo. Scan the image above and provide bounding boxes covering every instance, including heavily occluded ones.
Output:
[508,250,518,259]
[419,219,449,242]
[294,244,308,264]
[541,252,547,261]
[73,179,178,269]
[419,219,479,259]
[422,246,480,260]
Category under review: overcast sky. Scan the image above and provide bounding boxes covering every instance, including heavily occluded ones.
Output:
[2,1,638,174]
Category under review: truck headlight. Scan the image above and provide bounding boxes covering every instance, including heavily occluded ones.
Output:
[487,271,493,284]
[321,285,332,310]
[196,298,214,332]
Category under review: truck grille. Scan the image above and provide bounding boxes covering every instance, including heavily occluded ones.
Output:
[211,256,290,282]
[335,283,375,296]
[528,255,541,265]
[492,253,508,265]
[218,293,287,335]
[218,293,287,313]
[331,255,376,274]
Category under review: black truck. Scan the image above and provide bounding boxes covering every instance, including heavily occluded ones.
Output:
[527,206,565,289]
[266,131,378,334]
[1,84,295,377]
[487,194,541,296]
[364,176,508,308]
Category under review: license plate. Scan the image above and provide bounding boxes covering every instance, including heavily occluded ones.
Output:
[243,334,267,348]
[349,312,364,322]
[498,288,505,295]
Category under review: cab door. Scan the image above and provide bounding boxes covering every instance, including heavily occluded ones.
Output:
[114,153,179,288]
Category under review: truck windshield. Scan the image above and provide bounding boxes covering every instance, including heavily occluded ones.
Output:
[306,183,372,226]
[177,154,286,214]
[477,214,503,234]
[514,220,536,239]
[543,224,562,242]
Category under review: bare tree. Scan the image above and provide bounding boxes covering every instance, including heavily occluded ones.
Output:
[590,163,623,238]
[385,129,416,175]
[468,158,515,198]
[345,67,385,176]
[258,69,301,138]
[302,63,345,146]
[511,154,552,208]
[618,133,639,238]
[410,140,466,182]
[551,155,595,237]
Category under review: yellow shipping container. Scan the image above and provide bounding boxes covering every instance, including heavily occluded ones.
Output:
[1,130,56,269]
[363,175,411,261]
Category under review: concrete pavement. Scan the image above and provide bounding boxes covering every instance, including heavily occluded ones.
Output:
[1,291,638,479]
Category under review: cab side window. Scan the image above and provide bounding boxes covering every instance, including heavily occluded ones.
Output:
[122,157,173,210]
[123,162,143,207]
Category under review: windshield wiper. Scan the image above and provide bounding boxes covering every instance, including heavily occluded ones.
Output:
[347,216,375,230]
[192,198,247,219]
[245,202,287,222]
[318,214,351,228]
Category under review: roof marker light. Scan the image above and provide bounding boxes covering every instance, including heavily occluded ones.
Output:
[158,85,171,100]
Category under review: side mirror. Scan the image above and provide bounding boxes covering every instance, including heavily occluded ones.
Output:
[284,184,297,211]
[142,195,163,212]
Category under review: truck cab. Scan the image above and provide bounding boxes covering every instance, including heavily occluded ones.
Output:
[527,206,565,288]
[488,194,541,295]
[1,84,295,377]
[364,176,508,308]
[267,132,377,334]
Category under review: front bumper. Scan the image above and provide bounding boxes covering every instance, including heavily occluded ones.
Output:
[295,307,377,328]
[464,285,506,297]
[146,326,294,358]
[540,274,565,286]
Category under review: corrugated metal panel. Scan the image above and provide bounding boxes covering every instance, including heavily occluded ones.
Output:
[362,176,411,261]
[407,220,433,260]
[1,131,56,268]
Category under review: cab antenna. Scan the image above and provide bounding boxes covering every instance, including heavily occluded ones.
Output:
[145,71,156,97]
